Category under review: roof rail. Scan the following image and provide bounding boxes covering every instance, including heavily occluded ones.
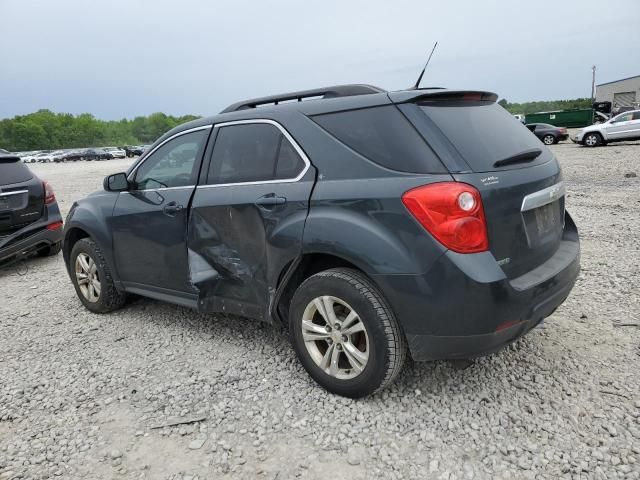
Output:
[220,84,386,113]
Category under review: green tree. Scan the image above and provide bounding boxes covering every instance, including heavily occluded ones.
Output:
[0,111,201,151]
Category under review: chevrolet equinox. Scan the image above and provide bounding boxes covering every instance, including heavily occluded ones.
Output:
[63,85,580,398]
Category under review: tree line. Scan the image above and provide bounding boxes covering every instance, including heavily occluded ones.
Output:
[1,98,595,151]
[0,110,200,152]
[498,98,593,115]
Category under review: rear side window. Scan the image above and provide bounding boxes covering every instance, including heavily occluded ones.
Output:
[207,123,306,184]
[418,102,546,172]
[312,106,446,173]
[0,159,33,185]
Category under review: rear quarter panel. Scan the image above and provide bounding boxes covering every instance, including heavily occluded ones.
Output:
[303,175,452,276]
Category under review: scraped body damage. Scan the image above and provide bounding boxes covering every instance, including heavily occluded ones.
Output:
[187,172,315,323]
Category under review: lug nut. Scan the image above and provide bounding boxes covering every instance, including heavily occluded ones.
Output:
[342,335,348,342]
[334,323,341,330]
[325,325,332,332]
[336,344,342,351]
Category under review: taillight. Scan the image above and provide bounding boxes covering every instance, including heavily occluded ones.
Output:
[47,221,63,231]
[401,182,489,253]
[43,181,56,205]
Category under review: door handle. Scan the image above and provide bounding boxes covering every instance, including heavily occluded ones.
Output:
[163,201,183,216]
[255,194,287,207]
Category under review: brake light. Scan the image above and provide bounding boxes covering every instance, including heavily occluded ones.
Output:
[402,182,489,253]
[43,181,56,205]
[47,221,63,231]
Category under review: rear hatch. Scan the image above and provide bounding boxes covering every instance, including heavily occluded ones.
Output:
[0,156,44,237]
[396,92,565,279]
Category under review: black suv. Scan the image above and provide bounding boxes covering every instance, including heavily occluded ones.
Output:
[63,85,580,397]
[0,155,63,264]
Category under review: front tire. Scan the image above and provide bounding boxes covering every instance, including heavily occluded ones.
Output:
[584,132,602,147]
[69,238,127,313]
[289,268,406,398]
[542,134,556,145]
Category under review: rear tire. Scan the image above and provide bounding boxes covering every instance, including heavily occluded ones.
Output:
[69,238,127,313]
[584,132,602,147]
[542,134,556,145]
[289,268,406,398]
[37,241,62,257]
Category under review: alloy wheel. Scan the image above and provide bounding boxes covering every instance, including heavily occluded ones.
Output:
[301,296,369,380]
[75,253,101,302]
[585,134,598,146]
[543,135,555,145]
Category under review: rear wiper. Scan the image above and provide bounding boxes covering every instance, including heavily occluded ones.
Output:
[493,148,542,168]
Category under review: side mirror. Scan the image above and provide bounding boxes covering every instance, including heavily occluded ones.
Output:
[104,172,129,192]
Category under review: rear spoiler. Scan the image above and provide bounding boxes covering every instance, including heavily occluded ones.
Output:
[0,154,21,163]
[388,90,498,105]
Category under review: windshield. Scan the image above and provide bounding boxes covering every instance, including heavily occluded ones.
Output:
[418,102,547,172]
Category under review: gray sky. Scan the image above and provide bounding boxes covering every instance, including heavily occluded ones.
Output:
[2,0,639,120]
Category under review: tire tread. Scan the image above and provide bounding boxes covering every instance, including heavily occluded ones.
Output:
[71,238,126,313]
[299,267,407,394]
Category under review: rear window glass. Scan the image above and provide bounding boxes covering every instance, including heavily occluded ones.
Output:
[419,102,543,172]
[0,159,33,185]
[312,106,446,173]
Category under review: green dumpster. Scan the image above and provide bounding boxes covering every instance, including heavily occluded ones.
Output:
[525,109,593,128]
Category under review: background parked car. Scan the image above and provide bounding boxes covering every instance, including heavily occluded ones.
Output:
[83,148,111,161]
[103,147,126,159]
[0,154,63,264]
[526,123,569,145]
[20,152,38,163]
[573,109,640,147]
[35,152,54,163]
[124,145,145,157]
[61,150,85,162]
[51,150,67,163]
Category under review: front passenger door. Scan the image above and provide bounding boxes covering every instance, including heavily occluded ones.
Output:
[111,127,211,294]
[605,112,634,140]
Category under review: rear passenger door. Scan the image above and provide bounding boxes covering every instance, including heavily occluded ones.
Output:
[188,119,315,321]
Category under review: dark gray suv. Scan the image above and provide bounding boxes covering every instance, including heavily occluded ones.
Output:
[63,85,580,397]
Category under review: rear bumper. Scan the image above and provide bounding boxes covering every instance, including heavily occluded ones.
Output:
[374,213,580,361]
[0,204,64,263]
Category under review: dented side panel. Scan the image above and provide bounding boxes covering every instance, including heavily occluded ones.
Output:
[188,172,316,322]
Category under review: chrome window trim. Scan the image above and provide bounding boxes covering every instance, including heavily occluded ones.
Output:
[122,185,196,194]
[127,125,212,182]
[0,189,28,197]
[196,118,311,189]
[521,181,565,212]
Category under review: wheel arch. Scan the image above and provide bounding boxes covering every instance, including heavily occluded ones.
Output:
[272,252,382,326]
[63,226,90,265]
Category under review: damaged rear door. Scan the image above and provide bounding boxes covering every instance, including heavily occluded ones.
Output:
[188,119,315,322]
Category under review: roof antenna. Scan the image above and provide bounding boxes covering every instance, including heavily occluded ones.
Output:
[411,41,438,90]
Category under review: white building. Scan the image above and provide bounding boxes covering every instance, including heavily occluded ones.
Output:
[596,74,640,109]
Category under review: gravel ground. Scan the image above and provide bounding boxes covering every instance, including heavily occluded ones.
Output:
[1,140,639,480]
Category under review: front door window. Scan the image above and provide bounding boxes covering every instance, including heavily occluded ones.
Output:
[135,129,209,190]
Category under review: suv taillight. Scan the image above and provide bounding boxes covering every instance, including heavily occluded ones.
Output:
[43,181,56,205]
[401,182,489,254]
